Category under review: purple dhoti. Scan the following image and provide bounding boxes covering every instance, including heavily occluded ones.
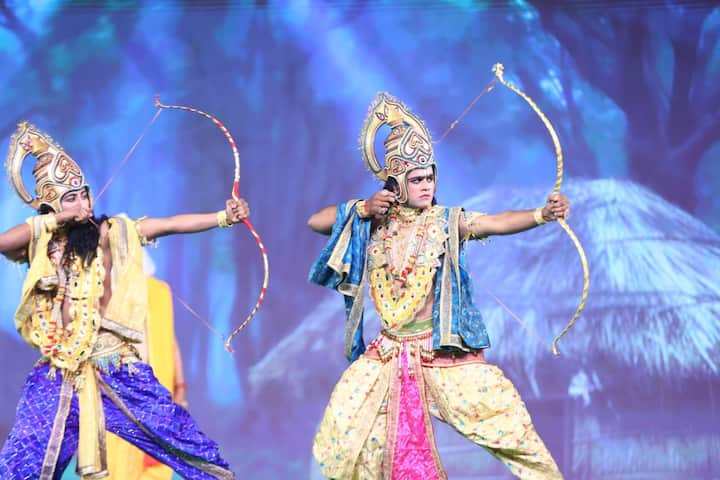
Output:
[0,362,233,479]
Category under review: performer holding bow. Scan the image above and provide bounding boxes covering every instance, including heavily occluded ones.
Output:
[0,122,246,479]
[308,93,567,479]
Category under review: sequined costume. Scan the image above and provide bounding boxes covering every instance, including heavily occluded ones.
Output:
[0,122,234,479]
[309,93,562,479]
[104,277,178,480]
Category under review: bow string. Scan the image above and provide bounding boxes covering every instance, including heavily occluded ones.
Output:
[441,64,590,356]
[152,97,269,353]
[490,63,589,355]
[99,97,269,353]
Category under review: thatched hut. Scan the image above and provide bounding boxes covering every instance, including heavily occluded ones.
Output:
[249,179,720,478]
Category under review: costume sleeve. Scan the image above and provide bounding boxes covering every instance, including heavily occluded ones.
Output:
[308,200,372,361]
[308,200,371,295]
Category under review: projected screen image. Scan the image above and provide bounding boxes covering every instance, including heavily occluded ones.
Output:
[0,2,718,479]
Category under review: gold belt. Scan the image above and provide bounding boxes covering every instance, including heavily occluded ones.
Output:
[91,331,125,358]
[366,327,434,364]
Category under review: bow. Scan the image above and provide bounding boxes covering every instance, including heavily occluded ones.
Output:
[97,97,269,353]
[442,64,590,356]
[492,63,589,355]
[152,97,269,353]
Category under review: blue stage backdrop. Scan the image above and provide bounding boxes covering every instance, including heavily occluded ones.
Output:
[0,1,718,479]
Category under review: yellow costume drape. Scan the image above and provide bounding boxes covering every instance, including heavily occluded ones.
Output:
[17,215,149,478]
[105,277,175,480]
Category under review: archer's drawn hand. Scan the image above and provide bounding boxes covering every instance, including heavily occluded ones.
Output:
[56,203,93,226]
[366,189,397,218]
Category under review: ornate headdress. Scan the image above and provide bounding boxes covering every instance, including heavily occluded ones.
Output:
[6,121,91,213]
[360,92,436,204]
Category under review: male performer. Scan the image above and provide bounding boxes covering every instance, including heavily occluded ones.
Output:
[0,122,245,479]
[308,93,567,479]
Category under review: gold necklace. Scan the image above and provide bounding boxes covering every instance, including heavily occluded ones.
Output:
[383,206,429,283]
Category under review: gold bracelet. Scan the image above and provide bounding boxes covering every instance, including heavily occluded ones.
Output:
[216,210,232,228]
[43,214,59,232]
[356,200,371,219]
[533,207,547,225]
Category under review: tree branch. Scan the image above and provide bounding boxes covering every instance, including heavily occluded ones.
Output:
[0,1,36,44]
[530,3,623,105]
[666,8,710,145]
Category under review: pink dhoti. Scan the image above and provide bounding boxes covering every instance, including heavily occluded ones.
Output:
[313,329,563,480]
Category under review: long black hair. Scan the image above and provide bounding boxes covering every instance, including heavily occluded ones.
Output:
[39,204,108,268]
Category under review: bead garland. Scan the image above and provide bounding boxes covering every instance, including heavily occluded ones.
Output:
[383,206,430,284]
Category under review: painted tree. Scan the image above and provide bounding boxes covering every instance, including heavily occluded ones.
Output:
[528,1,720,213]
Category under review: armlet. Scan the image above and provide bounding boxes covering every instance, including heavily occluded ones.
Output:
[134,216,158,247]
[463,211,489,243]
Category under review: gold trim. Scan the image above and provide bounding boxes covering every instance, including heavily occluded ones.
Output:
[40,374,75,480]
[100,318,143,342]
[345,257,368,360]
[328,201,358,293]
[97,376,236,479]
[90,331,126,358]
[355,200,371,219]
[382,326,433,341]
[76,362,107,477]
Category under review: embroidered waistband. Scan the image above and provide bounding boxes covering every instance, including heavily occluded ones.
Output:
[367,329,435,363]
[91,331,125,357]
[90,331,139,372]
[368,328,486,367]
[382,328,433,342]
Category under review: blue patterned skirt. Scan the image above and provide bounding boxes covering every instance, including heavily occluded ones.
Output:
[0,360,234,479]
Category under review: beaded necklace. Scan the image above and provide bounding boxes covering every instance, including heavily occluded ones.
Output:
[369,206,443,329]
[383,206,430,284]
[31,236,104,372]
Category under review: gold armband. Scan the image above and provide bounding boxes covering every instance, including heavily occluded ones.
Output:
[355,200,371,219]
[43,214,59,233]
[463,211,489,242]
[134,216,158,247]
[533,207,548,225]
[217,210,232,228]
